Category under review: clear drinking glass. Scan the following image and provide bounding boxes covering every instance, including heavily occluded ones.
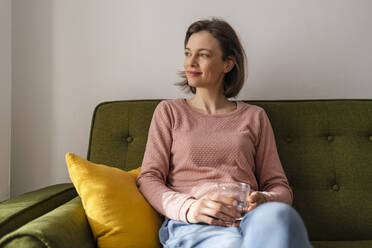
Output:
[217,182,250,226]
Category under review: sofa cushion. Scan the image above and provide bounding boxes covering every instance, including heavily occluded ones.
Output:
[0,196,95,248]
[65,152,163,248]
[0,183,77,239]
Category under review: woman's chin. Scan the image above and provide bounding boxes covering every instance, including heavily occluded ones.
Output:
[187,82,199,87]
[187,79,204,87]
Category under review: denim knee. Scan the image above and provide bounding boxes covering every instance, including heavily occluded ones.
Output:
[240,201,312,248]
[263,202,298,220]
[250,201,296,218]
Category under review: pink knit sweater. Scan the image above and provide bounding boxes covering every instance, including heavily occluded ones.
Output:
[136,98,293,223]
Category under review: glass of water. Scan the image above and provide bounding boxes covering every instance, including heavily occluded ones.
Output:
[217,182,250,226]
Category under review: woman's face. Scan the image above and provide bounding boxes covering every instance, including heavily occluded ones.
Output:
[184,30,233,90]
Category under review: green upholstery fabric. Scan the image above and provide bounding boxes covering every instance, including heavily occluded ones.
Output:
[0,236,44,248]
[311,241,372,248]
[87,99,372,245]
[0,183,77,239]
[0,197,95,248]
[87,99,158,170]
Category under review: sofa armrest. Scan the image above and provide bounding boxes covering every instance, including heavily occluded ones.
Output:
[0,196,96,248]
[0,183,77,238]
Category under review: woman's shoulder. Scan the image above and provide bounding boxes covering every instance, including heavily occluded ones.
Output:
[152,99,183,122]
[159,98,180,106]
[155,99,181,112]
[156,98,188,112]
[238,101,266,115]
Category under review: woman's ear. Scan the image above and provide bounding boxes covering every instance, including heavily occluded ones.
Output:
[224,56,235,74]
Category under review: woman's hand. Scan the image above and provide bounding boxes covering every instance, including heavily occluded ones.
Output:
[186,191,242,226]
[245,191,267,213]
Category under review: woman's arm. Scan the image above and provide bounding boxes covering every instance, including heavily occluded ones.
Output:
[136,101,197,223]
[254,109,294,205]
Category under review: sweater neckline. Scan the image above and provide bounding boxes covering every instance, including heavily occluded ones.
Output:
[180,98,243,117]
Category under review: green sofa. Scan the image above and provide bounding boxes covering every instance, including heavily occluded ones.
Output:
[1,99,371,248]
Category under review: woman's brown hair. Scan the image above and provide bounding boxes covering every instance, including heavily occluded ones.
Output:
[174,17,247,99]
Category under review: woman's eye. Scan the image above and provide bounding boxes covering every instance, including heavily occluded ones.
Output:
[184,52,209,57]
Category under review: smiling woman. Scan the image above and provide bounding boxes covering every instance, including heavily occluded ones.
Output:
[136,17,313,248]
[175,18,246,100]
[184,30,234,94]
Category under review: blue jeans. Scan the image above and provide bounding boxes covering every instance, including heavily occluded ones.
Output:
[159,202,313,248]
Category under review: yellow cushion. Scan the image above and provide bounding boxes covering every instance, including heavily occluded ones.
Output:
[65,152,162,248]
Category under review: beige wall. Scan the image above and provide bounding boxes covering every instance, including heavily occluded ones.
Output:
[0,0,11,201]
[11,0,372,197]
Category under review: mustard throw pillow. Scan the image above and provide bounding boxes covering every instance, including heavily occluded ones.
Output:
[65,152,163,248]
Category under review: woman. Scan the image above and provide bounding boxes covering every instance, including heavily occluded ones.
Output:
[136,17,313,248]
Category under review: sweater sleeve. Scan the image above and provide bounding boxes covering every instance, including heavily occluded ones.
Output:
[254,109,294,205]
[136,101,197,223]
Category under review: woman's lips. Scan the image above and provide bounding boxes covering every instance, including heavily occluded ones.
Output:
[187,71,202,77]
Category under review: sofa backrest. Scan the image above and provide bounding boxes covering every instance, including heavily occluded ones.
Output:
[87,99,372,241]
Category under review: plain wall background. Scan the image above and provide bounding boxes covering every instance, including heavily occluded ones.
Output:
[0,0,11,202]
[10,0,372,197]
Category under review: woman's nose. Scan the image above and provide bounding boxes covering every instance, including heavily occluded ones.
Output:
[186,55,198,67]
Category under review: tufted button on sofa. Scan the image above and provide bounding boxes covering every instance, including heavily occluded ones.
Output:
[1,99,372,248]
[331,184,340,192]
[286,136,293,143]
[327,135,334,142]
[124,136,134,143]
